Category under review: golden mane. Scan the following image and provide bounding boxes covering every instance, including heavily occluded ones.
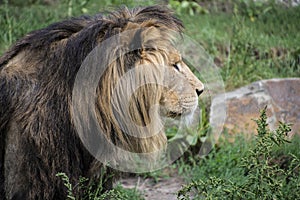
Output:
[74,6,184,155]
[95,27,180,152]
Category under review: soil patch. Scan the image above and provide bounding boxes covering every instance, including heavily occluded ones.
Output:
[119,175,185,200]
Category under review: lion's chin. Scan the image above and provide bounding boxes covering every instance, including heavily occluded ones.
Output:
[181,111,196,126]
[180,104,199,126]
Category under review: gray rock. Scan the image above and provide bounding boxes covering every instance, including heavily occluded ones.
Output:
[210,78,300,137]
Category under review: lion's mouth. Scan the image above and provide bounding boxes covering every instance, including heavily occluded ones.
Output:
[166,108,195,119]
[164,108,197,127]
[167,111,182,118]
[162,103,198,119]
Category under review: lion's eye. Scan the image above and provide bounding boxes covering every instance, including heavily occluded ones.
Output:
[172,63,181,72]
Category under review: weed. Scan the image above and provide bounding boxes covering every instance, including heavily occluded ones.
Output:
[168,0,208,16]
[177,107,300,200]
[56,173,76,200]
[56,169,143,200]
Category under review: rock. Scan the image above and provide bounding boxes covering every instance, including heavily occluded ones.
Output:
[210,78,300,138]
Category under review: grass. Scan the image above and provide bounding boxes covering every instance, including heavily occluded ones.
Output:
[180,2,300,89]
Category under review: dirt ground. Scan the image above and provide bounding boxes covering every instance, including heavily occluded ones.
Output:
[119,175,185,200]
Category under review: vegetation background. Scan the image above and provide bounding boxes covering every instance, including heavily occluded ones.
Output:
[1,0,299,199]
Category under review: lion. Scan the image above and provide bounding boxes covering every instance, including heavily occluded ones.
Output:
[0,5,204,200]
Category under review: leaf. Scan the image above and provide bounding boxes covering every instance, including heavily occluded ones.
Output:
[181,1,190,9]
[186,134,198,146]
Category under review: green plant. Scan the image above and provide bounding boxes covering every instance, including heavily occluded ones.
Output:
[168,0,208,16]
[236,0,274,21]
[57,169,143,200]
[177,107,300,200]
[177,176,245,200]
[239,107,292,199]
[64,0,90,17]
[0,0,16,51]
[56,173,77,200]
[93,184,143,200]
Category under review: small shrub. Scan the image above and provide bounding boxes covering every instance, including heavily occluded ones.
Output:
[56,173,76,200]
[177,107,300,200]
[57,169,143,200]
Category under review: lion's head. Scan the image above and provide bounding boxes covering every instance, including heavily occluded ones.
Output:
[79,6,205,156]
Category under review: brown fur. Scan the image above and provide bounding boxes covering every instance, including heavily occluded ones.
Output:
[0,6,186,200]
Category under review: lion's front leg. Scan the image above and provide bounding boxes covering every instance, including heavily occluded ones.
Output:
[4,121,64,200]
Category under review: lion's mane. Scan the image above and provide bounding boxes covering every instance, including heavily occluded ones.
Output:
[0,5,183,200]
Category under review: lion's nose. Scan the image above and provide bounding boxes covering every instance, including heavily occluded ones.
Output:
[196,88,203,96]
[195,82,204,96]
